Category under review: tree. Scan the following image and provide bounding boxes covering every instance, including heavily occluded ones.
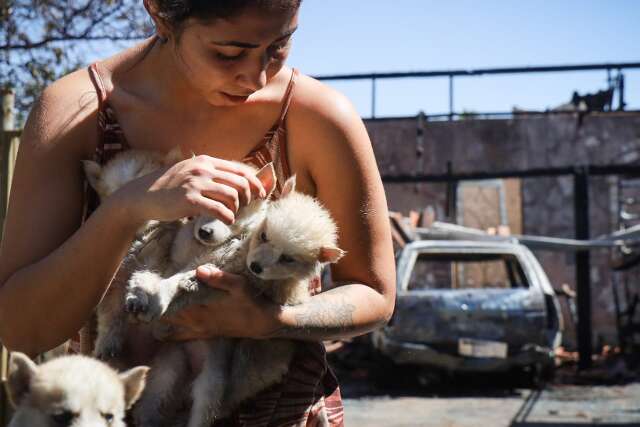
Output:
[0,0,152,122]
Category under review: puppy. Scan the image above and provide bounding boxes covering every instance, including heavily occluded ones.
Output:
[82,148,183,361]
[137,176,344,427]
[128,165,278,427]
[219,176,344,420]
[6,352,148,427]
[124,163,277,323]
[83,148,182,237]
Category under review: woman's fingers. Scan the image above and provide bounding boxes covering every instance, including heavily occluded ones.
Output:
[196,266,248,294]
[209,158,266,199]
[161,306,212,341]
[200,179,240,212]
[208,170,251,207]
[192,196,235,225]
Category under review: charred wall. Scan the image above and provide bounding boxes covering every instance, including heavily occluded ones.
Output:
[364,112,640,347]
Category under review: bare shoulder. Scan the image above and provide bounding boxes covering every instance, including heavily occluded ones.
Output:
[289,73,360,132]
[286,73,372,191]
[24,68,99,157]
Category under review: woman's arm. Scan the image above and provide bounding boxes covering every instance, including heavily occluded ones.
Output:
[164,77,396,342]
[0,70,142,356]
[277,77,396,338]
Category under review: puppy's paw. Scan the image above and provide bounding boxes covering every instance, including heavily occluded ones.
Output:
[127,289,167,323]
[178,275,200,293]
[125,287,150,316]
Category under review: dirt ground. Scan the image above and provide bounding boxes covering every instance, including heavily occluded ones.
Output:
[342,383,640,426]
[330,340,640,426]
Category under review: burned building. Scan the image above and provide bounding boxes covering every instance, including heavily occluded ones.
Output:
[364,111,640,349]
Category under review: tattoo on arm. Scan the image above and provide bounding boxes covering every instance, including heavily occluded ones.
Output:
[295,297,356,334]
[273,293,357,340]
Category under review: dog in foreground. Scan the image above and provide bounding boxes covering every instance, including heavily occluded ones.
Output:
[5,352,148,427]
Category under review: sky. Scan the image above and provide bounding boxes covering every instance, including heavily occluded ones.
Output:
[93,0,640,118]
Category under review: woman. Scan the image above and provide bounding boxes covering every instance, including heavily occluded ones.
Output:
[0,0,395,425]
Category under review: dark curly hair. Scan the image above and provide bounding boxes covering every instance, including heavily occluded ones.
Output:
[153,0,302,27]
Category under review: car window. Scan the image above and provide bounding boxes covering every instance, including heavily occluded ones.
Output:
[407,252,529,290]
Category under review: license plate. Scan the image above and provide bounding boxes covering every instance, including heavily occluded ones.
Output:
[458,338,508,358]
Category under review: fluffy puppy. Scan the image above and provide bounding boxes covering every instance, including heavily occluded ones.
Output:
[219,176,344,420]
[147,176,345,427]
[83,148,182,237]
[124,163,277,323]
[6,352,148,427]
[128,165,277,427]
[81,148,182,362]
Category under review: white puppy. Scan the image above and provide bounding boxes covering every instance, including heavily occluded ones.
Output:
[218,176,345,419]
[128,165,278,427]
[82,148,182,361]
[6,352,148,427]
[134,176,344,427]
[124,163,277,324]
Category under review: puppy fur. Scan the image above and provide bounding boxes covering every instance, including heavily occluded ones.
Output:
[135,175,344,427]
[81,148,183,362]
[129,165,277,427]
[6,352,148,427]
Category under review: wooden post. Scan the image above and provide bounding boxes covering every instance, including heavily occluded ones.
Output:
[0,87,16,427]
[1,88,16,236]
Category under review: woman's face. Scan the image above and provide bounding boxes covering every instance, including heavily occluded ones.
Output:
[167,6,299,107]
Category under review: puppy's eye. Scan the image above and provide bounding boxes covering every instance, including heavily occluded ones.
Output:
[51,410,76,425]
[102,412,114,423]
[279,254,295,264]
[260,232,268,242]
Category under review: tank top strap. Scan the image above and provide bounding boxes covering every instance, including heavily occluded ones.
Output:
[87,62,130,165]
[243,68,298,195]
[88,62,109,111]
[274,68,298,130]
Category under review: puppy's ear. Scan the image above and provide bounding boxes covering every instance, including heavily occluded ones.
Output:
[318,246,346,264]
[256,163,277,198]
[164,147,184,165]
[281,175,297,198]
[119,366,150,410]
[7,352,38,408]
[82,160,102,191]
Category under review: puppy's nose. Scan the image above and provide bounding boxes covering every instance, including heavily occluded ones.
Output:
[198,228,214,241]
[250,262,263,275]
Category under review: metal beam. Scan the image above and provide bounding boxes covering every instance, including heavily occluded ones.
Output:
[574,168,593,370]
[314,61,640,81]
[448,75,454,120]
[371,77,377,119]
[382,164,640,183]
[618,72,626,111]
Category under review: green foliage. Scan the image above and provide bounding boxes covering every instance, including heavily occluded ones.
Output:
[0,0,152,123]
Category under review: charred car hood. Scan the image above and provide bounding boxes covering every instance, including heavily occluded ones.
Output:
[385,289,549,349]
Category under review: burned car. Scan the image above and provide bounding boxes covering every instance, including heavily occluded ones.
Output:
[371,239,563,375]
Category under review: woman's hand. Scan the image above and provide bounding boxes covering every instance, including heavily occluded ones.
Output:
[161,266,283,341]
[113,155,267,226]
